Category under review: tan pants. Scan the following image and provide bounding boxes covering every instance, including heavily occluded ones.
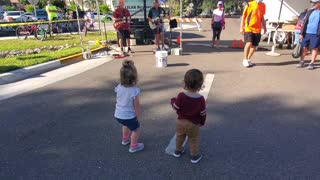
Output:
[176,119,200,156]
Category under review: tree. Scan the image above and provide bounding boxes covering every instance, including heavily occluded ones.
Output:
[201,0,214,12]
[99,4,111,14]
[52,0,66,9]
[84,0,95,10]
[25,4,35,12]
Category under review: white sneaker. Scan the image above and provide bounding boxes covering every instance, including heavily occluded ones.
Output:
[248,60,255,66]
[242,59,250,67]
[129,143,144,153]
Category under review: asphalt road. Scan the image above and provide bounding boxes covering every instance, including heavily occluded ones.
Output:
[1,18,320,180]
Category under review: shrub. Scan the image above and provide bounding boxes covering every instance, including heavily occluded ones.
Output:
[6,6,15,11]
[25,4,35,12]
[99,4,111,14]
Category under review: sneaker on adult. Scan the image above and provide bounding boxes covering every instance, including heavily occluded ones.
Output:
[308,63,315,70]
[190,154,202,164]
[121,139,130,146]
[248,60,255,67]
[127,47,134,53]
[173,148,185,158]
[129,143,144,153]
[242,59,250,67]
[296,61,305,68]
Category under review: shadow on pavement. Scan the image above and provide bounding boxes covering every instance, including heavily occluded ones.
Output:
[167,63,189,67]
[255,61,298,66]
[165,31,205,39]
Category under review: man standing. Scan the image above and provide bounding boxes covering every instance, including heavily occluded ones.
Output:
[113,0,133,54]
[45,1,58,35]
[148,0,166,51]
[296,0,320,70]
[240,0,266,68]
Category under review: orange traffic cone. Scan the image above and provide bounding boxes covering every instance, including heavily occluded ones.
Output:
[177,35,181,44]
[232,39,238,48]
[239,39,244,48]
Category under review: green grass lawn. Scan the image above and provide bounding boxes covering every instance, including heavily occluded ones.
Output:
[0,32,117,74]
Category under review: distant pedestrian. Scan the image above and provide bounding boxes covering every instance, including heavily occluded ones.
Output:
[211,1,225,48]
[294,9,307,46]
[296,0,320,70]
[240,0,266,67]
[45,1,58,36]
[114,60,144,153]
[84,9,94,29]
[171,69,207,164]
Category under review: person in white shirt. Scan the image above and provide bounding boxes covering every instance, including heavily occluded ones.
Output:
[211,1,225,48]
[85,9,94,29]
[114,60,144,153]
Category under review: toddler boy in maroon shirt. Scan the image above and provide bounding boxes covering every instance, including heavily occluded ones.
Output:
[171,69,206,164]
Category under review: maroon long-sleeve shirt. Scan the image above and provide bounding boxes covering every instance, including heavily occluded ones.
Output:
[171,92,206,126]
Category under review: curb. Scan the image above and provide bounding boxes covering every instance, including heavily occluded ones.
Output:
[0,46,107,85]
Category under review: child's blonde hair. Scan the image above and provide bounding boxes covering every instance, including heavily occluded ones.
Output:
[120,60,138,87]
[184,69,204,92]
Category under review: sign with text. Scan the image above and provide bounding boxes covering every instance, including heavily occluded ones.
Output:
[112,0,154,19]
[28,0,39,5]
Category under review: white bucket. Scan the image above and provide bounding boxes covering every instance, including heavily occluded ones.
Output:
[155,51,168,67]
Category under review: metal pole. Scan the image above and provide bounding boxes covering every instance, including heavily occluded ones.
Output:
[96,0,102,35]
[278,0,284,22]
[179,0,182,55]
[143,0,147,44]
[34,5,37,17]
[72,0,85,53]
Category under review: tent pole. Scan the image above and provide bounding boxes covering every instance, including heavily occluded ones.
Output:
[179,0,182,55]
[278,0,284,22]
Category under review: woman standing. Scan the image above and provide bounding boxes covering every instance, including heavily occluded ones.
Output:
[211,1,225,48]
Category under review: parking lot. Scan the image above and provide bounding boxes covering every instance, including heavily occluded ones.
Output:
[1,18,320,179]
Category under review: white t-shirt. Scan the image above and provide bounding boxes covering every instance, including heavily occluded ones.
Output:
[212,9,224,22]
[114,84,140,119]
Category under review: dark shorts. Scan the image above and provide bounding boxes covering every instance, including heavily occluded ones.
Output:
[117,29,130,39]
[244,32,261,46]
[302,34,320,49]
[152,27,163,34]
[116,117,140,131]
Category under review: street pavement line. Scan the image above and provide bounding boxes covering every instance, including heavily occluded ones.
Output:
[0,57,113,101]
[165,73,215,155]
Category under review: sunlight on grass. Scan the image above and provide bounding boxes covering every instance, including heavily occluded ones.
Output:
[0,32,117,74]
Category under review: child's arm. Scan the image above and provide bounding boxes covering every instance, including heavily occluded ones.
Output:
[170,98,178,111]
[199,97,207,126]
[134,95,141,120]
[171,93,182,111]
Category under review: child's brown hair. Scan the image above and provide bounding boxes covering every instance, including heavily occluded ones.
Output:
[120,60,138,87]
[184,69,204,92]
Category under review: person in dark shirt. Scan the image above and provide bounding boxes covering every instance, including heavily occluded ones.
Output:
[294,9,307,46]
[171,69,207,164]
[148,0,166,50]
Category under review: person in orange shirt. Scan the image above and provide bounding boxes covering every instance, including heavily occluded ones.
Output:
[240,0,267,67]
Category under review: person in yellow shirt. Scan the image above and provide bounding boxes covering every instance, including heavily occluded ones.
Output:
[45,1,58,35]
[240,0,267,67]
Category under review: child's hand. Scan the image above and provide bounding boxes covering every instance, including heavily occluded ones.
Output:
[170,98,177,109]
